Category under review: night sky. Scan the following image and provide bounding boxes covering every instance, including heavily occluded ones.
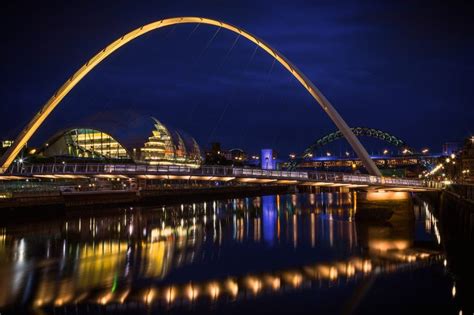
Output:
[1,0,473,156]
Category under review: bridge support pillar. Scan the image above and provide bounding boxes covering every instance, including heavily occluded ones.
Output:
[358,191,411,202]
[355,191,414,224]
[339,187,350,193]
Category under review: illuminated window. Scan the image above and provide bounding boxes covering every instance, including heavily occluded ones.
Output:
[140,118,202,168]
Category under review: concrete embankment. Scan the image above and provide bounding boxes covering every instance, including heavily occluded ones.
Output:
[438,189,474,242]
[0,185,291,218]
[433,187,474,313]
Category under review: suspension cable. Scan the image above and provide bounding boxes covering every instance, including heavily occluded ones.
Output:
[206,45,259,144]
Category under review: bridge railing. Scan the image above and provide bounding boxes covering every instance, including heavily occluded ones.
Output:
[231,168,309,179]
[4,163,433,188]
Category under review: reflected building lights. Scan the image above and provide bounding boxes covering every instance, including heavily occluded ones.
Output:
[186,283,199,301]
[292,214,297,248]
[0,193,445,311]
[208,282,220,300]
[262,195,277,246]
[226,279,239,297]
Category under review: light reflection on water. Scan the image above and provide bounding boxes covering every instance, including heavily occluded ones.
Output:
[0,193,443,312]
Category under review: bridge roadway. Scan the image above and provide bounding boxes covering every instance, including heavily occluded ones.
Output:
[1,163,441,191]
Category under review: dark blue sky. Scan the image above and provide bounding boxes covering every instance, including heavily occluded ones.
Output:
[1,0,473,155]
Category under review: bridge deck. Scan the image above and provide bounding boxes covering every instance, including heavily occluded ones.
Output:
[0,164,442,191]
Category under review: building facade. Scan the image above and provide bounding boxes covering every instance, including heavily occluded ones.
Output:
[140,118,202,167]
[39,118,202,167]
[42,128,130,160]
[460,136,474,183]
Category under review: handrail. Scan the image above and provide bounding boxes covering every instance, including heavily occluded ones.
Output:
[1,163,436,188]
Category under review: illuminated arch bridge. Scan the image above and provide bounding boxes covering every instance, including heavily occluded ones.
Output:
[302,127,410,158]
[285,127,412,170]
[0,16,381,176]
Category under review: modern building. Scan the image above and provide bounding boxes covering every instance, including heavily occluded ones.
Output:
[42,128,131,160]
[459,136,474,183]
[37,118,202,167]
[140,117,201,167]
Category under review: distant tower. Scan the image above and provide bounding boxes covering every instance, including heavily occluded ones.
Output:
[261,149,276,170]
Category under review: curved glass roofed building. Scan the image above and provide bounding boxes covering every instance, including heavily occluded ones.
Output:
[40,118,202,167]
[42,128,130,160]
[140,118,201,167]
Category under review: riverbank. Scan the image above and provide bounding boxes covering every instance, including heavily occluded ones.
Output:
[0,185,291,221]
[416,189,474,314]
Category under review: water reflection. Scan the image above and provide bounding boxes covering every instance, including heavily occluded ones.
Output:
[0,193,442,312]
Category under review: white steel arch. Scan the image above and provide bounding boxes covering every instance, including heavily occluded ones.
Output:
[0,17,381,176]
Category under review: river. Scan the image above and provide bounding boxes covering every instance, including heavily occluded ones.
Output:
[0,192,462,314]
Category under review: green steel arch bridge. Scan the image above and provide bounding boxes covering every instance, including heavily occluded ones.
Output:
[287,127,414,170]
[304,127,409,154]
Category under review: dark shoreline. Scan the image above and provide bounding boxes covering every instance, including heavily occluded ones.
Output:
[0,185,291,224]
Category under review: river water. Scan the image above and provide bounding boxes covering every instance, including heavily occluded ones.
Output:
[0,193,461,314]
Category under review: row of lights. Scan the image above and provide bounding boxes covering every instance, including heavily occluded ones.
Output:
[297,148,428,159]
[137,260,374,306]
[424,153,457,179]
[53,252,435,309]
[295,152,333,159]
